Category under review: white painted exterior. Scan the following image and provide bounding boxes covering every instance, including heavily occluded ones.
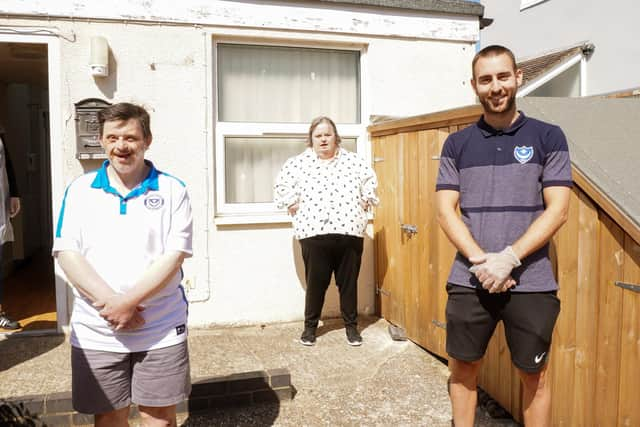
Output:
[0,1,479,328]
[480,0,640,96]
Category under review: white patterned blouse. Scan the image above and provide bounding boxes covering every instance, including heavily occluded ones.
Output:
[274,147,379,240]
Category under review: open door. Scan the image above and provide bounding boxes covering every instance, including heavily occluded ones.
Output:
[0,41,56,334]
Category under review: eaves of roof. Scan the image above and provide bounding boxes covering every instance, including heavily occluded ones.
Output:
[316,0,484,16]
[517,43,592,90]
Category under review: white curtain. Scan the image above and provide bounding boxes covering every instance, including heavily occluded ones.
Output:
[218,44,360,123]
[225,136,356,204]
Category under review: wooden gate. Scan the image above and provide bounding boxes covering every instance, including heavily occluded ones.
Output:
[369,104,640,425]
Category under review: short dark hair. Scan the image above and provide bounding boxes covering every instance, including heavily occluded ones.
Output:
[306,116,341,147]
[472,45,517,79]
[98,102,152,140]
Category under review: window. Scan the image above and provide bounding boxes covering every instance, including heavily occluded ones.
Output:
[224,135,357,204]
[214,42,363,218]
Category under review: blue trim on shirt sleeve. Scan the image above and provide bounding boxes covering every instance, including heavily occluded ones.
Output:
[55,185,72,238]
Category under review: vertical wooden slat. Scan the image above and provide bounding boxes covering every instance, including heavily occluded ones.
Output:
[372,134,403,323]
[549,187,580,425]
[403,131,420,340]
[571,192,600,425]
[417,129,433,348]
[618,236,640,426]
[426,128,447,356]
[594,213,624,426]
[434,127,456,357]
[391,134,406,328]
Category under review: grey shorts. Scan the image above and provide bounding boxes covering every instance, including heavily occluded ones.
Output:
[71,341,191,414]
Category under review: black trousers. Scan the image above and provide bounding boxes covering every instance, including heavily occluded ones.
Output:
[300,234,364,329]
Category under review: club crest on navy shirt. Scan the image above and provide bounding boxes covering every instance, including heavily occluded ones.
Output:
[514,146,534,164]
[144,194,165,210]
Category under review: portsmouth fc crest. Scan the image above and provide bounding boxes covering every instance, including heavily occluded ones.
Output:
[514,146,534,164]
[144,194,165,210]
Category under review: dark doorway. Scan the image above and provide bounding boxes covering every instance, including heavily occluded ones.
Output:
[0,42,56,333]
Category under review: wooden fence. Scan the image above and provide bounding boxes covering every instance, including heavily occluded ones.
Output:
[369,104,640,426]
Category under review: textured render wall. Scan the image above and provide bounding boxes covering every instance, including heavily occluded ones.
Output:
[368,38,477,117]
[1,14,476,327]
[480,0,640,95]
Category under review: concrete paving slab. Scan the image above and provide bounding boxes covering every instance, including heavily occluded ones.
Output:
[1,317,520,426]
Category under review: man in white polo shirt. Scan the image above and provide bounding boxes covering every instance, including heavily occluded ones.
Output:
[53,102,192,427]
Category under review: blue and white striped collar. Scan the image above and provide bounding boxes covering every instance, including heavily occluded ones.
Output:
[91,159,159,199]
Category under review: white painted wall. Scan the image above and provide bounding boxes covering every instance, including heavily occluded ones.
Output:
[480,0,640,95]
[0,1,478,327]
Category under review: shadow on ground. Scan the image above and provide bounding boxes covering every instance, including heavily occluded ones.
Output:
[315,315,378,338]
[0,334,65,372]
[181,401,280,427]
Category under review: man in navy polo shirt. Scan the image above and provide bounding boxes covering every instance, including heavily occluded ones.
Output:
[54,103,192,426]
[436,45,572,426]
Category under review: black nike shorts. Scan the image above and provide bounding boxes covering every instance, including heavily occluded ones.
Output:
[445,283,560,373]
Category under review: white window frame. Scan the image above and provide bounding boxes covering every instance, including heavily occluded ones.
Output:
[213,38,368,222]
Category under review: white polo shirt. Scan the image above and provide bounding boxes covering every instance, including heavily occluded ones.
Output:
[53,160,193,353]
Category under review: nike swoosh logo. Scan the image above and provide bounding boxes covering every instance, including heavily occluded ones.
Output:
[534,352,546,364]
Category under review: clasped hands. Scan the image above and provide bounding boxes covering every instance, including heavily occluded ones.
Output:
[469,246,521,294]
[93,293,145,331]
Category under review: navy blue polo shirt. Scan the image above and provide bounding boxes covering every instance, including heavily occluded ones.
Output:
[436,112,572,292]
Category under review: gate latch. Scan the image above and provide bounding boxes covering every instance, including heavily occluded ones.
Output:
[401,223,418,237]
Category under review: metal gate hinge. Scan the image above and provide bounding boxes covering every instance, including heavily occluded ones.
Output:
[376,287,391,296]
[432,319,446,330]
[615,281,640,293]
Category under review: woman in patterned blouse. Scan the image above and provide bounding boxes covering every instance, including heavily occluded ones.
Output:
[274,116,379,347]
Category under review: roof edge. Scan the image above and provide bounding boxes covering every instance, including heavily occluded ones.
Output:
[518,52,583,96]
[516,41,591,63]
[317,0,484,17]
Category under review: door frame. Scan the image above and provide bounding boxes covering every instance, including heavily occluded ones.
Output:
[0,28,67,333]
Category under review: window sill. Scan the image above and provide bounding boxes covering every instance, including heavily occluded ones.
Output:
[214,213,292,226]
[214,212,375,226]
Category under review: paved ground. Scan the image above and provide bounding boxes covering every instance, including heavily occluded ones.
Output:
[1,317,520,426]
